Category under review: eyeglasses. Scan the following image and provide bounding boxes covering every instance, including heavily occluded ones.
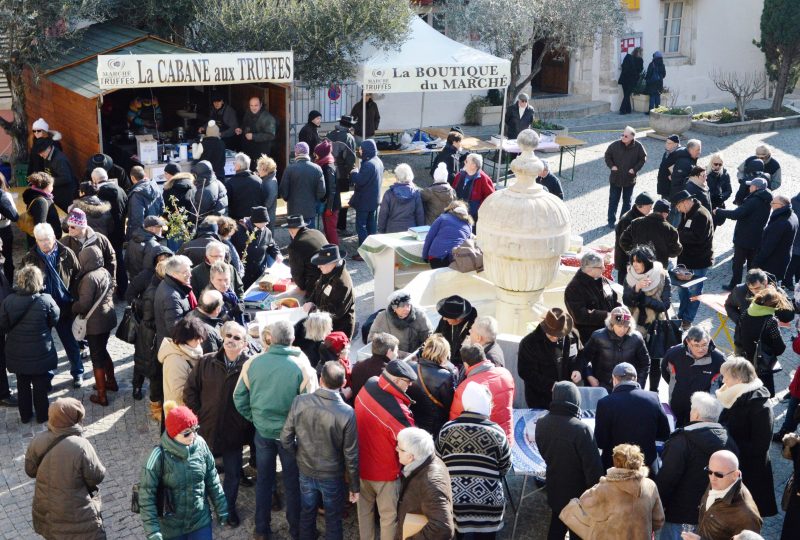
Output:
[225,333,243,341]
[32,129,45,133]
[704,466,735,479]
[179,425,200,438]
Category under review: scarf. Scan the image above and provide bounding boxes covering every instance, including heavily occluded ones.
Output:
[716,379,763,409]
[625,261,665,293]
[29,186,54,199]
[747,303,775,317]
[706,481,737,510]
[455,170,478,202]
[37,246,72,305]
[315,154,335,167]
[402,454,430,477]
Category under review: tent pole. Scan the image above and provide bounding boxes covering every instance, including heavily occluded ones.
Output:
[362,87,367,142]
[497,88,508,183]
[419,92,425,135]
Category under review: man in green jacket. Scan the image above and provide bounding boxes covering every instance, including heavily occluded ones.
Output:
[234,319,305,540]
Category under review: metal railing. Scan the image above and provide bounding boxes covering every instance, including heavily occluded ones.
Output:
[291,82,360,140]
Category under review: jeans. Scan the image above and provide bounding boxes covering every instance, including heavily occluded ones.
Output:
[254,433,300,538]
[87,332,112,370]
[781,396,800,432]
[299,473,346,540]
[355,210,377,246]
[55,308,83,378]
[17,373,50,423]
[221,448,243,511]
[677,267,709,323]
[659,522,694,540]
[649,92,661,111]
[785,254,800,287]
[169,524,212,540]
[607,184,634,225]
[729,246,757,287]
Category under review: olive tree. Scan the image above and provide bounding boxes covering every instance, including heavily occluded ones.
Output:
[445,0,626,100]
[191,0,413,85]
[756,0,800,114]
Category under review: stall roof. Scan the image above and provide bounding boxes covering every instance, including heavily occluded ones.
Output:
[41,22,149,72]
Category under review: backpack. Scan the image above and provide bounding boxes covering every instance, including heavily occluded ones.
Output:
[17,196,46,236]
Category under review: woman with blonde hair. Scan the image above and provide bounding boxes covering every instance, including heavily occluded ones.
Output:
[706,151,732,226]
[422,200,473,268]
[256,154,279,231]
[377,162,424,234]
[406,333,457,435]
[560,443,664,539]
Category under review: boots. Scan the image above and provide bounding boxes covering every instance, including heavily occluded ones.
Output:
[105,359,118,392]
[89,368,109,406]
[149,400,162,422]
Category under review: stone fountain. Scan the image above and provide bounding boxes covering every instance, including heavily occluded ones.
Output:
[475,129,572,335]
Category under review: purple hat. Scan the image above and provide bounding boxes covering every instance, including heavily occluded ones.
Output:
[67,208,88,229]
[294,142,309,156]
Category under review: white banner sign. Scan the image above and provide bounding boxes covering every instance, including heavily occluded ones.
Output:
[97,51,293,90]
[362,63,510,93]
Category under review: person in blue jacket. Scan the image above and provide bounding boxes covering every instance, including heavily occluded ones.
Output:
[349,139,383,260]
[422,201,473,269]
[378,163,424,234]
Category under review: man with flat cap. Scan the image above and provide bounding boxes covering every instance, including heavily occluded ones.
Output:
[504,93,535,139]
[354,359,416,540]
[615,191,654,284]
[305,244,355,337]
[672,190,715,328]
[433,295,478,368]
[285,215,327,297]
[518,307,584,409]
[619,198,682,266]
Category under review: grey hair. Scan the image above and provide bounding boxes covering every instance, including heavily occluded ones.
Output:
[371,332,399,356]
[540,159,549,172]
[91,167,109,183]
[623,125,636,137]
[205,240,227,257]
[304,311,333,342]
[209,261,229,277]
[580,251,604,269]
[774,194,791,207]
[269,320,295,346]
[466,153,483,169]
[685,326,710,343]
[397,427,435,460]
[720,357,757,384]
[690,391,723,422]
[198,288,223,313]
[755,144,772,157]
[394,163,414,184]
[472,316,498,341]
[708,151,724,164]
[734,531,764,540]
[165,255,192,277]
[33,222,56,241]
[604,307,637,333]
[234,152,251,170]
[221,320,246,337]
[15,265,44,295]
[686,139,702,150]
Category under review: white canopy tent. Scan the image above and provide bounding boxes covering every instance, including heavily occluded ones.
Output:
[358,17,512,160]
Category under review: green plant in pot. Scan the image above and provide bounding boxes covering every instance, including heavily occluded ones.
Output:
[464,95,490,125]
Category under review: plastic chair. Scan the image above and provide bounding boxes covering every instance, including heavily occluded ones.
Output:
[578,386,609,412]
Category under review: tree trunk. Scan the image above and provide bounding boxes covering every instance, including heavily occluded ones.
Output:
[0,68,30,168]
[509,42,547,101]
[771,54,792,114]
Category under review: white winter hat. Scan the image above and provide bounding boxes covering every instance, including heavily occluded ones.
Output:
[32,118,49,132]
[461,382,492,416]
[433,162,448,184]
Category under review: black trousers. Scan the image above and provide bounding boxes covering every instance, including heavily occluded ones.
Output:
[87,332,112,369]
[729,246,757,287]
[17,373,50,423]
[114,245,128,298]
[619,86,633,114]
[784,254,800,287]
[429,257,450,269]
[150,362,163,403]
[0,334,9,398]
[0,226,13,282]
[456,533,496,540]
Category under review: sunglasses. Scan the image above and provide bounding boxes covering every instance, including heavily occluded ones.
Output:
[704,466,735,479]
[179,425,200,437]
[33,129,45,133]
[224,333,243,341]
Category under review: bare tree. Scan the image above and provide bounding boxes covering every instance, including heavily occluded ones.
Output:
[709,70,767,121]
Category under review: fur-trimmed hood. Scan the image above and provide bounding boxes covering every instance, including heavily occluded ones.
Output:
[602,466,650,496]
[72,196,111,217]
[164,172,195,191]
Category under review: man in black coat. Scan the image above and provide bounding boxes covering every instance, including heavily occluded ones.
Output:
[618,198,682,266]
[715,177,773,290]
[656,392,738,536]
[614,192,653,284]
[536,381,603,540]
[604,126,648,227]
[83,153,131,192]
[536,160,564,200]
[724,269,769,326]
[205,91,239,150]
[656,135,681,198]
[518,308,583,409]
[298,110,322,151]
[665,139,701,225]
[199,121,227,180]
[240,207,281,289]
[177,219,227,267]
[125,216,167,282]
[661,326,725,427]
[595,362,670,475]
[227,153,267,220]
[564,251,620,344]
[153,255,193,350]
[307,244,355,338]
[503,93,535,139]
[92,166,129,299]
[285,215,327,297]
[753,194,798,281]
[673,191,715,326]
[33,137,76,213]
[186,289,224,354]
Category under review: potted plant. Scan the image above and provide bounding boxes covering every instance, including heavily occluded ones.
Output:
[531,119,568,137]
[649,104,693,137]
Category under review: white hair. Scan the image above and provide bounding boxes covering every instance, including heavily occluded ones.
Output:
[472,316,498,342]
[394,163,414,184]
[165,255,192,276]
[33,222,55,240]
[234,152,251,170]
[623,126,636,137]
[91,167,109,183]
[205,240,227,257]
[269,320,295,346]
[686,139,702,150]
[755,144,772,157]
[397,427,435,460]
[734,531,764,540]
[690,391,723,422]
[221,320,246,337]
[540,159,550,172]
[466,153,483,169]
[303,311,333,342]
[580,251,604,269]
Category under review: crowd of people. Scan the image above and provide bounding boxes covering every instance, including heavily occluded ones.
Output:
[1,110,798,540]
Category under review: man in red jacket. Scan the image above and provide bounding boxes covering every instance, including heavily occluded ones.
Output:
[450,344,515,440]
[354,360,416,540]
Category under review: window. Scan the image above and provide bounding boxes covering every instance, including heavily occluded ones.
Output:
[662,1,683,54]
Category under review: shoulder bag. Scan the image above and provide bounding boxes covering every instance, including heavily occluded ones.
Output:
[17,196,46,236]
[72,277,112,341]
[115,299,140,344]
[646,318,683,359]
[753,319,778,374]
[416,363,444,409]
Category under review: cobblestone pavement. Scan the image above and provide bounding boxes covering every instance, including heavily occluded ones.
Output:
[2,122,800,539]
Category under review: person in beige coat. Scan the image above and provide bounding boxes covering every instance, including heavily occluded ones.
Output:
[158,317,207,405]
[25,397,106,539]
[560,443,665,539]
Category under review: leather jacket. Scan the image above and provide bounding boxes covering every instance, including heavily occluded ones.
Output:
[280,388,359,485]
[697,480,762,540]
[406,359,457,435]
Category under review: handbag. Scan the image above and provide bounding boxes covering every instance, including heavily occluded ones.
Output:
[131,445,174,516]
[72,277,112,341]
[646,318,683,359]
[115,301,140,344]
[17,196,46,236]
[753,320,778,374]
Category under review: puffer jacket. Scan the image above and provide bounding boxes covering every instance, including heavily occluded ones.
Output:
[176,222,225,267]
[72,246,116,336]
[450,361,515,439]
[158,338,203,405]
[128,245,172,304]
[125,227,165,283]
[666,148,697,197]
[349,140,383,212]
[564,270,620,344]
[661,340,725,427]
[368,305,433,354]
[406,358,457,435]
[583,328,650,392]
[71,196,113,237]
[656,421,739,525]
[378,183,425,233]
[162,173,196,215]
[422,211,472,262]
[395,455,455,540]
[707,168,733,210]
[153,275,193,351]
[421,183,457,225]
[191,175,228,221]
[138,432,227,540]
[0,291,60,374]
[280,387,359,485]
[25,424,106,540]
[126,179,164,240]
[716,188,773,250]
[279,156,326,222]
[184,349,254,455]
[95,181,127,244]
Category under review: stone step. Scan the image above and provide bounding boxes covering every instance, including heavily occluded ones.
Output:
[537,100,612,119]
[529,93,590,110]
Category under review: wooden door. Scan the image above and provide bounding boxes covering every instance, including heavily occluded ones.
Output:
[535,49,570,95]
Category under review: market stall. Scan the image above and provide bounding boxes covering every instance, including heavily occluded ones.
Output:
[24,22,293,182]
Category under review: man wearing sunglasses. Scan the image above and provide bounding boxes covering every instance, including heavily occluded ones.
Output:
[681,450,762,540]
[604,126,647,228]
